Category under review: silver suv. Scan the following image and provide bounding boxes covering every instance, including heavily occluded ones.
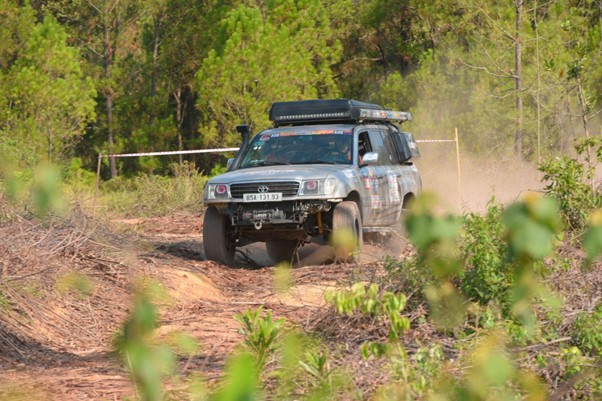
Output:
[203,99,421,265]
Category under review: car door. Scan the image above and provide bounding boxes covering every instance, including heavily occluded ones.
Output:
[371,128,404,224]
[356,129,394,225]
[356,130,380,226]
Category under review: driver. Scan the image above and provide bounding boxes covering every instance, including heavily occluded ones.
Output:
[332,137,352,163]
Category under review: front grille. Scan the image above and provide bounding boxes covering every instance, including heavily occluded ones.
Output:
[230,181,299,198]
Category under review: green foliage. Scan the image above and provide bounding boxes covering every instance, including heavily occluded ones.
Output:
[113,283,175,401]
[234,306,285,370]
[299,349,331,385]
[0,12,96,165]
[573,304,602,356]
[502,194,562,330]
[460,201,510,304]
[539,156,599,231]
[503,194,561,260]
[1,162,66,218]
[383,255,434,302]
[583,210,602,262]
[211,352,262,401]
[0,290,11,312]
[63,157,98,193]
[195,0,341,147]
[101,162,208,217]
[404,193,466,329]
[325,283,410,344]
[30,165,66,218]
[380,343,444,397]
[55,271,94,297]
[433,331,548,401]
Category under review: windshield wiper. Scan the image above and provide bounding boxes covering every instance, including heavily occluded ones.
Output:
[293,160,337,165]
[258,160,292,166]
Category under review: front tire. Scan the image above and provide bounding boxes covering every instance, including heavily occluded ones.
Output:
[266,240,299,264]
[331,201,362,263]
[203,206,236,266]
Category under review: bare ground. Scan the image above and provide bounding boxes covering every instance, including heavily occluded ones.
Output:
[0,206,600,400]
[0,209,406,400]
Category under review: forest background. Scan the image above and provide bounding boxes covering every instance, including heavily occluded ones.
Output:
[1,0,601,179]
[2,1,602,400]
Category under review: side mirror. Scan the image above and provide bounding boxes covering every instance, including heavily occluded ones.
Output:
[226,158,235,169]
[361,152,379,166]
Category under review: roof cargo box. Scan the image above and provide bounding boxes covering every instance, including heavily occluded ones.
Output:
[269,99,383,126]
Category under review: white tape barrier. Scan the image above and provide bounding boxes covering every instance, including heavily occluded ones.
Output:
[100,147,240,158]
[100,139,455,159]
[96,137,461,195]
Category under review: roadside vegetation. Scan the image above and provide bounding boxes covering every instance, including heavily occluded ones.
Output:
[2,140,601,400]
[108,152,602,400]
[1,0,602,399]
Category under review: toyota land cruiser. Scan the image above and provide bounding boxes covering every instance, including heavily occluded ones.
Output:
[203,99,421,266]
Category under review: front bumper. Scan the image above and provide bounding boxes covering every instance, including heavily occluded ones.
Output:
[231,200,330,228]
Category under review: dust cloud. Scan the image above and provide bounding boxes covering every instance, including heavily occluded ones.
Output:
[414,144,544,214]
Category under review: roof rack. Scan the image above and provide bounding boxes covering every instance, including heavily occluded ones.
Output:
[269,99,412,127]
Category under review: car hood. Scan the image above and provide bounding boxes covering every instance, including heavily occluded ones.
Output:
[208,164,353,184]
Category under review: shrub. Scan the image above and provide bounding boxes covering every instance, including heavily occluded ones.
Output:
[460,201,512,305]
[101,161,208,217]
[573,303,602,356]
[234,306,285,370]
[539,135,602,235]
[539,156,600,231]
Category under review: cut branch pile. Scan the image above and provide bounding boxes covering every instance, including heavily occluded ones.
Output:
[0,205,138,362]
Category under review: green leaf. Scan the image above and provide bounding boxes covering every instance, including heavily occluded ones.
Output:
[583,225,602,260]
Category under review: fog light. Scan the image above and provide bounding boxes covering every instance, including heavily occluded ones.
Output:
[216,184,227,195]
[305,180,318,191]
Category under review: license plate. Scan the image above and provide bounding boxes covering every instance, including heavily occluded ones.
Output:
[243,192,283,202]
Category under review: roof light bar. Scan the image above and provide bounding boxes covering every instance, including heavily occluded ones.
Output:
[277,112,348,121]
[269,99,412,126]
[356,109,412,122]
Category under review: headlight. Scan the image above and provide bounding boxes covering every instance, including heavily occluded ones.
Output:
[206,183,230,199]
[299,178,337,195]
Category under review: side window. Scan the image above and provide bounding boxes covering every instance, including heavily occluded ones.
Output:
[358,131,372,159]
[391,130,420,163]
[368,130,396,165]
[381,130,399,165]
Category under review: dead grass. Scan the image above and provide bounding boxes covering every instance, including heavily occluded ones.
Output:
[1,199,601,400]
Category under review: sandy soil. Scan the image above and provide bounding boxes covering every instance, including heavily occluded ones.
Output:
[0,157,597,400]
[0,212,404,400]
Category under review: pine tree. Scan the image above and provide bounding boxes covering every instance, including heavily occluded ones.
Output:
[195,0,342,148]
[0,7,96,165]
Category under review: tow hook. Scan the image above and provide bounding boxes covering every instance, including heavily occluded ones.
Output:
[253,220,263,230]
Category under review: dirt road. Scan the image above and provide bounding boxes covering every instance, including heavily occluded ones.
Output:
[0,213,399,400]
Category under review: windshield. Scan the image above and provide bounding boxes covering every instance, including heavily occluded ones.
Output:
[239,129,353,168]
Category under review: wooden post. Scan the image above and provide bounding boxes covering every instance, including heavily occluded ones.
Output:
[95,154,102,193]
[454,128,462,208]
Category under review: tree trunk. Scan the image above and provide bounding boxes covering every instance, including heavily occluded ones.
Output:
[104,9,117,178]
[514,0,523,158]
[174,88,184,164]
[47,126,52,162]
[576,75,591,139]
[149,14,163,131]
[534,0,541,163]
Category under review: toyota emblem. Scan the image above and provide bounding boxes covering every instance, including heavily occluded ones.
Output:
[258,185,269,193]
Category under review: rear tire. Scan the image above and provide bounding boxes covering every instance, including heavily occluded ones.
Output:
[266,240,299,264]
[332,201,362,263]
[203,206,236,266]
